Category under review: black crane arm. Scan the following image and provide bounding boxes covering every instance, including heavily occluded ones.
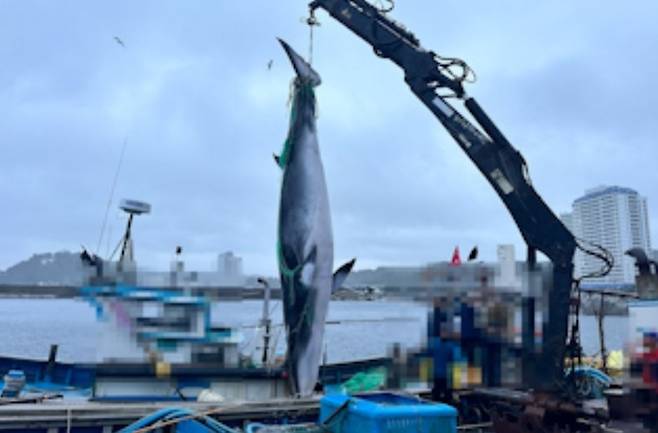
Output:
[310,0,577,391]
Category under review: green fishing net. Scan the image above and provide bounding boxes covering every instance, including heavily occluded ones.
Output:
[341,367,387,394]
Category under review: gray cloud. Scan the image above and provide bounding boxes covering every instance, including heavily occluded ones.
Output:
[1,1,657,275]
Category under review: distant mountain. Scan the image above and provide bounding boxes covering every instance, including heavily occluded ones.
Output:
[0,251,84,285]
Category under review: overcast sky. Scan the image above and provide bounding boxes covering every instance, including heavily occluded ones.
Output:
[1,1,657,275]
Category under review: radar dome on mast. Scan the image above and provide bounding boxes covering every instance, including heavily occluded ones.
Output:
[117,199,151,278]
[119,199,151,215]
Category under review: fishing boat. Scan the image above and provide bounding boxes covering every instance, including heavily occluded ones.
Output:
[0,198,392,408]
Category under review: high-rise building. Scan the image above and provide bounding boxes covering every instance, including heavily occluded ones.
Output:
[651,249,658,263]
[570,186,651,284]
[217,251,243,283]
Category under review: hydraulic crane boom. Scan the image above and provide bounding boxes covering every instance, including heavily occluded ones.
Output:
[309,0,577,392]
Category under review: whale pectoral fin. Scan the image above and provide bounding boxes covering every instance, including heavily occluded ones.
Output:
[299,245,318,285]
[302,245,317,268]
[332,258,356,293]
[300,262,315,286]
[273,153,281,166]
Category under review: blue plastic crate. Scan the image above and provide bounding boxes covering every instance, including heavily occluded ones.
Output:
[320,392,457,433]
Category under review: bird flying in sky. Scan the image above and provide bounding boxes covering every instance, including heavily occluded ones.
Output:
[114,36,125,48]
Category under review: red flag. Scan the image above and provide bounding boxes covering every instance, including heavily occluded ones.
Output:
[450,246,461,266]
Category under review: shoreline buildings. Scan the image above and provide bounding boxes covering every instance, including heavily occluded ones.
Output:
[345,244,523,293]
[217,251,244,285]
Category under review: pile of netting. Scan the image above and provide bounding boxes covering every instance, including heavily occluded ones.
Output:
[339,367,387,394]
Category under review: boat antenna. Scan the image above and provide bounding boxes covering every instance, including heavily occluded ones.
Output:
[96,138,128,256]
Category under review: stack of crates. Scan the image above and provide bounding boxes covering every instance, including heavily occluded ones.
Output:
[320,392,457,433]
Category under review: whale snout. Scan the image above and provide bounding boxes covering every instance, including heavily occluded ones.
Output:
[290,342,323,396]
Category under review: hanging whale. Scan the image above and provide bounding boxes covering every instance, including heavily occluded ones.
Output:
[275,39,355,397]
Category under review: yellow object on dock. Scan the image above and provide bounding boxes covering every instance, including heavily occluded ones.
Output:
[155,362,171,378]
[607,350,624,370]
[577,350,625,375]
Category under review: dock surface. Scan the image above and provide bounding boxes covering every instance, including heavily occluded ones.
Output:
[0,397,320,431]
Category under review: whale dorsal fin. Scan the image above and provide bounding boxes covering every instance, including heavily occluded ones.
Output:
[332,258,356,293]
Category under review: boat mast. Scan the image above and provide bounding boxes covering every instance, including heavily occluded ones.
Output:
[258,277,272,365]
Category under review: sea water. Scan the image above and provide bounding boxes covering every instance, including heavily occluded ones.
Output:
[0,298,629,364]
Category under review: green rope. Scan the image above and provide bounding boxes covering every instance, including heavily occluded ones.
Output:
[278,83,315,169]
